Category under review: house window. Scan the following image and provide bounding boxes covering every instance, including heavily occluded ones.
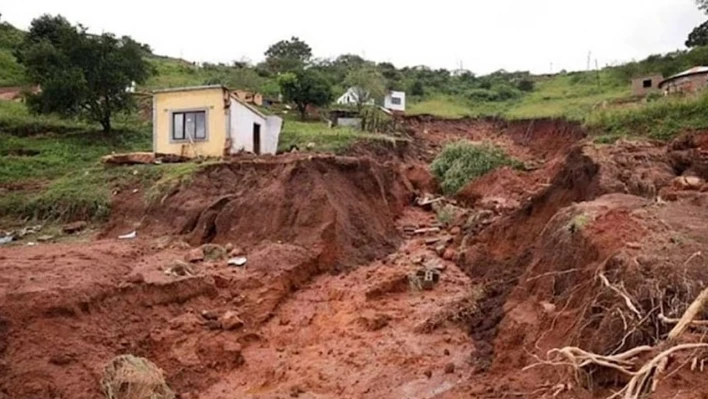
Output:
[391,97,402,105]
[172,111,207,141]
[642,79,652,88]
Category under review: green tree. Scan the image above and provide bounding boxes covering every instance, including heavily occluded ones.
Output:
[16,15,154,132]
[410,79,425,97]
[687,21,708,48]
[343,67,387,111]
[264,36,312,74]
[698,0,708,13]
[278,69,332,120]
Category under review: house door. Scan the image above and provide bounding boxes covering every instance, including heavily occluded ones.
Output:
[253,123,261,155]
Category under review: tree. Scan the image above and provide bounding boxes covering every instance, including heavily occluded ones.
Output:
[16,15,154,132]
[410,79,425,97]
[687,21,708,48]
[278,69,332,120]
[698,0,708,13]
[343,67,387,111]
[264,36,312,74]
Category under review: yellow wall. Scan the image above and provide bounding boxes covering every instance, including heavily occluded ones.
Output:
[153,87,228,158]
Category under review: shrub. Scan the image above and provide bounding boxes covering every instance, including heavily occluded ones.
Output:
[431,142,522,195]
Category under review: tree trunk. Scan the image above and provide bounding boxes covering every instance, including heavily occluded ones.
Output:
[298,103,307,121]
[100,117,112,133]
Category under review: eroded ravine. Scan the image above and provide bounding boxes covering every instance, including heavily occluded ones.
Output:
[6,118,708,399]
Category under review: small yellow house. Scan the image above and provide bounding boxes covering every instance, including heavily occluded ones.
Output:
[152,85,282,158]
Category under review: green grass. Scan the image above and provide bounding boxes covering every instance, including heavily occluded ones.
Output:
[586,93,708,141]
[143,57,213,89]
[408,96,479,118]
[145,161,215,205]
[408,70,632,121]
[278,120,400,154]
[431,141,523,195]
[0,49,26,86]
[0,100,96,136]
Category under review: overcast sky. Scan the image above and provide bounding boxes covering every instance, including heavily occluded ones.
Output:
[3,1,706,74]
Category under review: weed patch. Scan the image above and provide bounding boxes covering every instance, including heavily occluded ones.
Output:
[431,142,522,195]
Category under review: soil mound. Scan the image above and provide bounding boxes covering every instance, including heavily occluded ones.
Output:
[119,155,413,269]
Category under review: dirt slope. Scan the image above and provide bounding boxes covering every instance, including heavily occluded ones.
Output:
[5,118,708,399]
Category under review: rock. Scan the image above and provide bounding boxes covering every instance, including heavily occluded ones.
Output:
[201,310,219,321]
[37,235,54,242]
[540,301,556,313]
[673,176,705,191]
[450,226,461,235]
[206,320,222,330]
[443,249,456,261]
[164,260,193,277]
[62,221,87,234]
[444,349,450,356]
[290,385,305,397]
[306,142,316,150]
[185,248,205,263]
[626,242,642,249]
[444,363,456,374]
[225,243,234,253]
[435,245,447,256]
[126,273,145,284]
[49,353,76,366]
[228,257,248,267]
[220,311,245,331]
[424,370,433,379]
[425,237,442,246]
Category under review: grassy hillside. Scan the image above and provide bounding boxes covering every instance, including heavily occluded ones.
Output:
[409,69,632,120]
[0,21,26,86]
[3,17,708,226]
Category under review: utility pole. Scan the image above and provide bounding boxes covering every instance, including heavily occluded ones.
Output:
[595,59,601,88]
[587,51,592,71]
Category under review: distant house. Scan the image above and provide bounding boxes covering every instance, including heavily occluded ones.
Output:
[152,85,282,158]
[335,87,375,107]
[659,67,708,95]
[232,90,263,106]
[631,74,663,97]
[384,91,406,112]
[336,87,406,112]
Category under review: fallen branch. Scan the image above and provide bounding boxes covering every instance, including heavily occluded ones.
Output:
[668,286,708,340]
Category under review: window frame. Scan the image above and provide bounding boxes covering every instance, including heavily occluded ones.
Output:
[169,108,209,143]
[390,96,402,105]
[642,79,653,89]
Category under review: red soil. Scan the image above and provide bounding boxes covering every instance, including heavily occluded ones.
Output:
[6,120,708,399]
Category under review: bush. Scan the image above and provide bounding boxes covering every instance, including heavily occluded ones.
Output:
[431,142,522,195]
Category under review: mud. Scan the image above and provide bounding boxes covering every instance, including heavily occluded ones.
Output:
[4,120,708,399]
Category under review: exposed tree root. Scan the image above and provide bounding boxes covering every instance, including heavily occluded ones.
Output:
[533,284,708,398]
[668,286,708,340]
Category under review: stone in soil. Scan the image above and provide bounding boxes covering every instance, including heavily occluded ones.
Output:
[62,221,87,234]
[220,311,245,331]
